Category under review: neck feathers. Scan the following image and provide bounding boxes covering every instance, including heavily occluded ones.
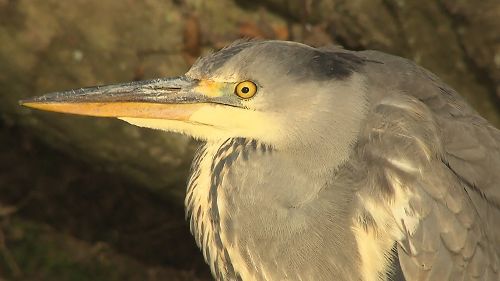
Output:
[186,138,270,280]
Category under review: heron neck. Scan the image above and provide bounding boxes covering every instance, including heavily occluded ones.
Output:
[186,138,361,280]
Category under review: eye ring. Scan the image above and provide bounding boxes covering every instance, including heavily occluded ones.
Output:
[234,80,257,99]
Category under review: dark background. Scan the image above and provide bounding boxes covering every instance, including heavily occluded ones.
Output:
[0,0,499,280]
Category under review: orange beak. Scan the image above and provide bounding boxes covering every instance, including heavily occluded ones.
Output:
[20,77,216,121]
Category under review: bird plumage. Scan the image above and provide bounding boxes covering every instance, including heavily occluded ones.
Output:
[356,50,500,280]
[184,41,500,280]
[21,40,500,281]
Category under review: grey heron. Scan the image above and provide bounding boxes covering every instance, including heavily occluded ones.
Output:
[21,40,500,281]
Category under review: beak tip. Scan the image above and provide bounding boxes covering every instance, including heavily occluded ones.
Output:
[20,93,57,109]
[19,98,40,109]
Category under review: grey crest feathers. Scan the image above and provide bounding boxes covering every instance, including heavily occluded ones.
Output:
[188,39,370,81]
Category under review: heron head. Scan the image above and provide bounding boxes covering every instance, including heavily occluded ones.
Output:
[21,40,368,149]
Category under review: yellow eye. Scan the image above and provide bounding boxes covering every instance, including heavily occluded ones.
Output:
[234,80,257,99]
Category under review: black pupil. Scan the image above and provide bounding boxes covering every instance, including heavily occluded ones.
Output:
[241,87,250,94]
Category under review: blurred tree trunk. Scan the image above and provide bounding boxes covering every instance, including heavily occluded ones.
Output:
[0,0,498,280]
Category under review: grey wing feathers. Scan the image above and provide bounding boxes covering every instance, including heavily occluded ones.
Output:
[356,51,500,280]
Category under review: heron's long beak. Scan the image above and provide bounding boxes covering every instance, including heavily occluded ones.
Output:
[20,77,225,121]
